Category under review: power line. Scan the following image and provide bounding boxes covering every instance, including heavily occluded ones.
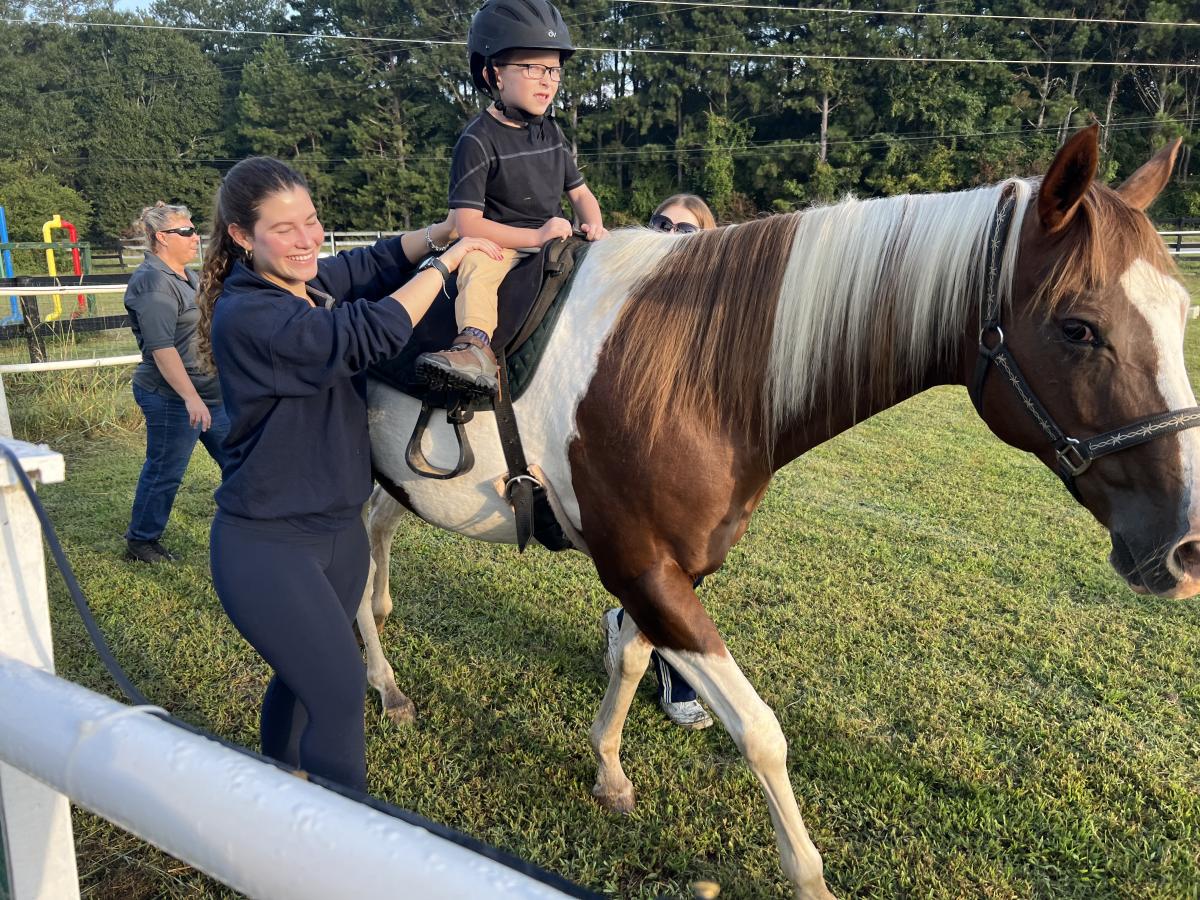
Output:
[5,16,1198,69]
[613,0,1200,30]
[12,113,1186,168]
[572,42,1200,68]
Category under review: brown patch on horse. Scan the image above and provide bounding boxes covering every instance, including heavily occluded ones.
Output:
[1028,183,1178,316]
[606,215,800,448]
[372,469,416,513]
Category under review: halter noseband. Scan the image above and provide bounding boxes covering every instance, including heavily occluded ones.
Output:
[969,192,1200,500]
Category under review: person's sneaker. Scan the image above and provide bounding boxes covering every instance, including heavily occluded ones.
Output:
[416,331,499,395]
[124,539,177,563]
[660,698,714,730]
[601,607,622,677]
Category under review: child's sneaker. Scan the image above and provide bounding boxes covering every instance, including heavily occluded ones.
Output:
[416,331,498,395]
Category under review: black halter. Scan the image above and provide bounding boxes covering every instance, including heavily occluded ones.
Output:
[969,193,1200,500]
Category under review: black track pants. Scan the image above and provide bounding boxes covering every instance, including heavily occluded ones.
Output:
[211,512,369,792]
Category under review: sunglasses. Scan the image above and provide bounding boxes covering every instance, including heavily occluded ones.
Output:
[160,226,199,237]
[649,214,699,235]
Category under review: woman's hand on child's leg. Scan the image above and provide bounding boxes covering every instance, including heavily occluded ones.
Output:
[442,237,505,270]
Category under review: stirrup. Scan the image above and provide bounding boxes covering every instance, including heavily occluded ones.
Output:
[405,399,475,479]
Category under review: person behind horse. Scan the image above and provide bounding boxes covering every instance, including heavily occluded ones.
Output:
[123,201,232,564]
[196,157,501,792]
[600,193,719,730]
[416,0,608,395]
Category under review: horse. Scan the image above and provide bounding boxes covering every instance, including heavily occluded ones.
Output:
[356,126,1199,898]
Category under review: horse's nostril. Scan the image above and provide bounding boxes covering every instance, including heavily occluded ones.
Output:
[1171,539,1200,581]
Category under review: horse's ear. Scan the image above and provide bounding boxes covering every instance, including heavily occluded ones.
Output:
[1116,137,1182,211]
[1038,125,1099,234]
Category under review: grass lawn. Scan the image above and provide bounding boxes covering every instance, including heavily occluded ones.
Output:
[16,261,1200,898]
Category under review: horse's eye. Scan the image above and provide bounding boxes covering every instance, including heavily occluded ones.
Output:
[1062,319,1099,345]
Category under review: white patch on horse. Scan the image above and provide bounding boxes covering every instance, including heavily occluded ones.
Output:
[652,647,831,897]
[769,179,1033,429]
[367,230,675,540]
[1120,258,1200,521]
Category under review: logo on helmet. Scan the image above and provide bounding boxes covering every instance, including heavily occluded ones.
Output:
[548,30,556,37]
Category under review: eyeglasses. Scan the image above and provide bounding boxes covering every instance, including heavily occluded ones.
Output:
[649,214,699,235]
[160,226,199,237]
[500,63,563,82]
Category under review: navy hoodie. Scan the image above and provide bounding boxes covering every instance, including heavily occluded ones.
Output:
[210,237,416,528]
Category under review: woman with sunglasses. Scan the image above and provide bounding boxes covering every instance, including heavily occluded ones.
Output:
[602,191,719,729]
[123,201,231,564]
[648,193,717,236]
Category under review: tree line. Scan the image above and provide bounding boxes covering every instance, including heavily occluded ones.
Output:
[1,0,1196,246]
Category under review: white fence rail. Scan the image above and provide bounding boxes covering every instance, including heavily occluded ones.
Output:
[0,355,141,439]
[0,436,579,900]
[0,439,78,900]
[120,231,404,267]
[1158,230,1200,257]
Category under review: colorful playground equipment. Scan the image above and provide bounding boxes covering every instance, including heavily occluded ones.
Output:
[0,207,18,326]
[0,207,95,326]
[41,215,87,321]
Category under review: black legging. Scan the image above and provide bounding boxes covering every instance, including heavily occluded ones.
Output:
[210,512,369,792]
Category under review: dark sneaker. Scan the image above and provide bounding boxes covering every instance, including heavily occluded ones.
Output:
[416,331,499,395]
[125,539,177,563]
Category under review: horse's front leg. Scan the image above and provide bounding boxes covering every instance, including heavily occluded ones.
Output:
[611,559,835,900]
[590,609,653,813]
[358,488,415,725]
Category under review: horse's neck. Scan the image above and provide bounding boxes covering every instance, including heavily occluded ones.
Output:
[768,335,964,471]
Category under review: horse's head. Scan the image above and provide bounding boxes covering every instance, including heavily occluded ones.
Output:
[977,126,1199,599]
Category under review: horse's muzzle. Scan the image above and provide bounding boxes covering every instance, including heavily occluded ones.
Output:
[1109,530,1200,599]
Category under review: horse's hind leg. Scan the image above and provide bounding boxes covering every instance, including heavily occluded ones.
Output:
[358,487,416,725]
[603,559,834,900]
[589,609,653,813]
[367,485,404,629]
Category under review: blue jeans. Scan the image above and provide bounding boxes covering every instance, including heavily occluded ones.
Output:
[126,383,231,542]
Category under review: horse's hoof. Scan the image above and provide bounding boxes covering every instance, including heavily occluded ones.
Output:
[592,781,636,814]
[374,613,387,631]
[794,882,837,900]
[384,695,417,726]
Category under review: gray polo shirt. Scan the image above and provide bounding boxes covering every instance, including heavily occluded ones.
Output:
[124,252,221,405]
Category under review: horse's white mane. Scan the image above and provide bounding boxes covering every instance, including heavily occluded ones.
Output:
[768,179,1033,430]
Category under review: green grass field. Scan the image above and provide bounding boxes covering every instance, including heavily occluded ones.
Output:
[15,262,1200,899]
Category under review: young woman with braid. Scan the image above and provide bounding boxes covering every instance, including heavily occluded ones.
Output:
[196,157,501,791]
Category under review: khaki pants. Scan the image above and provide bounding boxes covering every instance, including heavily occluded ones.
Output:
[456,248,524,339]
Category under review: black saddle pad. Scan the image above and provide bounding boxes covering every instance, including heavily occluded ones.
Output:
[369,238,587,409]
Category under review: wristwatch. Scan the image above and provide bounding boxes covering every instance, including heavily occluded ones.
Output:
[418,255,452,298]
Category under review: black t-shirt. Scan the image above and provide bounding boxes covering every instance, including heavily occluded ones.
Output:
[448,111,585,229]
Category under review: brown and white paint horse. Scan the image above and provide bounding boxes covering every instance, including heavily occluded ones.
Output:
[358,127,1198,897]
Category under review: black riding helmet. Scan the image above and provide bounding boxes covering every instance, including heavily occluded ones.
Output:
[468,0,575,96]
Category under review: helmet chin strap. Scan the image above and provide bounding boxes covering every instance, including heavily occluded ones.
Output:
[486,59,552,140]
[494,98,549,125]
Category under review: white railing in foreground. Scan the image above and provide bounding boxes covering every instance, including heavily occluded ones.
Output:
[0,436,576,900]
[0,438,78,900]
[0,656,572,900]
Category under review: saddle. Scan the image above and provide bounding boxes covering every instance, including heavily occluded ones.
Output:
[367,235,589,552]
